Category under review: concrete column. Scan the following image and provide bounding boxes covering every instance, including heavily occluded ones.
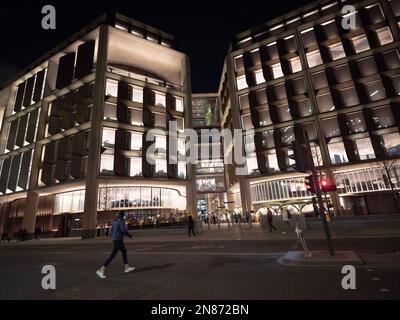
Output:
[82,25,109,239]
[22,191,39,239]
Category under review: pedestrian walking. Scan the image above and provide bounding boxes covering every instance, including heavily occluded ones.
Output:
[96,211,135,279]
[34,226,42,240]
[188,214,195,237]
[267,208,277,232]
[1,231,8,244]
[16,228,23,242]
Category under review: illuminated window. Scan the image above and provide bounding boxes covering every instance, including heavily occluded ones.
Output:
[131,132,142,150]
[155,136,167,153]
[234,55,244,71]
[178,139,186,156]
[355,137,375,160]
[104,102,117,120]
[147,34,158,43]
[289,56,302,73]
[328,42,346,60]
[254,69,265,85]
[328,141,348,164]
[102,128,115,147]
[351,35,370,53]
[130,108,143,126]
[154,112,166,128]
[130,157,142,177]
[271,63,284,79]
[115,23,128,31]
[155,92,166,107]
[155,159,167,176]
[131,86,143,103]
[105,79,118,97]
[176,117,184,132]
[100,155,114,175]
[382,132,400,156]
[306,50,323,67]
[247,154,258,175]
[178,162,186,179]
[175,96,184,112]
[376,27,394,45]
[236,75,248,90]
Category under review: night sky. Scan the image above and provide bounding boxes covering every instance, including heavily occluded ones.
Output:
[0,0,316,93]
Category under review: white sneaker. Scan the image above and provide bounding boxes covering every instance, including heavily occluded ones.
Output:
[124,266,135,274]
[96,269,106,279]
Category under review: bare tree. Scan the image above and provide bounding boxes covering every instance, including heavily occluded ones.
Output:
[376,158,400,212]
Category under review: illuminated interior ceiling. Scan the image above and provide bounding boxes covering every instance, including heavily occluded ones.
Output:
[108,28,186,87]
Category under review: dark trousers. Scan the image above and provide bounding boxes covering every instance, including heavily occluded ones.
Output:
[188,226,195,237]
[268,221,276,232]
[104,240,128,267]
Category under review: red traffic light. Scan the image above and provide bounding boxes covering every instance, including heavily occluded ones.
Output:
[320,178,337,192]
[304,175,316,194]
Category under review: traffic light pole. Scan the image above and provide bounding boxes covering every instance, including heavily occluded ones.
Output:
[303,131,335,256]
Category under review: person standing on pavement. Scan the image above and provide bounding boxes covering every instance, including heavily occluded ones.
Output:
[96,211,135,279]
[267,208,277,232]
[188,214,196,237]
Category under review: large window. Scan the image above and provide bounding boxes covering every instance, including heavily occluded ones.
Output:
[271,63,284,79]
[382,132,400,156]
[254,69,265,85]
[316,92,335,112]
[351,35,370,53]
[100,155,114,175]
[323,117,341,138]
[178,161,186,179]
[347,113,366,134]
[155,91,166,107]
[155,159,167,176]
[267,152,280,172]
[372,106,395,129]
[106,79,118,97]
[104,102,117,120]
[129,157,142,176]
[247,154,259,175]
[102,128,115,147]
[131,86,143,103]
[289,56,302,73]
[155,136,167,153]
[328,42,346,60]
[306,50,323,67]
[355,137,375,160]
[130,108,143,126]
[328,141,348,164]
[237,75,248,90]
[131,132,142,150]
[175,96,184,112]
[376,26,394,45]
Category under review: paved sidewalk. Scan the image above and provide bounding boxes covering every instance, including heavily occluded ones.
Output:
[1,223,400,247]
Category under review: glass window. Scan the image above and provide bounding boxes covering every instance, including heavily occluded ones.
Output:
[131,132,142,150]
[175,96,184,112]
[178,162,186,179]
[130,108,143,126]
[341,86,360,107]
[105,79,118,97]
[306,50,323,67]
[247,154,258,175]
[176,117,184,132]
[262,130,275,149]
[328,42,346,60]
[234,55,244,72]
[100,155,114,174]
[104,102,117,121]
[154,112,166,128]
[382,132,400,156]
[237,75,248,90]
[131,86,143,103]
[365,80,386,101]
[155,159,167,176]
[372,106,395,129]
[351,35,370,53]
[115,24,128,32]
[155,92,166,107]
[102,128,115,147]
[178,139,186,156]
[259,109,272,126]
[297,99,312,117]
[130,157,142,177]
[328,141,348,164]
[241,114,253,130]
[376,26,394,45]
[281,126,294,145]
[271,63,284,79]
[323,117,341,138]
[254,69,265,85]
[155,136,167,153]
[239,94,250,110]
[316,92,335,112]
[267,152,280,172]
[277,104,292,122]
[355,137,375,160]
[147,34,158,43]
[347,113,366,134]
[289,56,302,73]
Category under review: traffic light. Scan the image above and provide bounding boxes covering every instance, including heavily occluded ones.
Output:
[320,178,337,192]
[288,141,311,173]
[304,175,316,194]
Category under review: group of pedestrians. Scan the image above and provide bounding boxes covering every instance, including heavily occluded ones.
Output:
[258,207,292,232]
